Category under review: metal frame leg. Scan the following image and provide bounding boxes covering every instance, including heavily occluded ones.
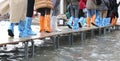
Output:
[103,28,106,35]
[99,28,101,36]
[68,33,73,46]
[24,42,29,61]
[31,40,34,57]
[56,36,59,48]
[91,30,94,38]
[52,36,58,49]
[81,32,84,41]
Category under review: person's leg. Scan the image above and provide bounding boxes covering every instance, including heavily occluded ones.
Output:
[66,6,75,29]
[45,8,52,33]
[95,10,101,26]
[114,11,119,25]
[73,5,80,30]
[8,22,14,37]
[38,8,46,32]
[51,8,61,32]
[18,20,26,37]
[87,9,92,27]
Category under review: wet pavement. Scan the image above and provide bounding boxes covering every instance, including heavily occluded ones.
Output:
[0,21,120,61]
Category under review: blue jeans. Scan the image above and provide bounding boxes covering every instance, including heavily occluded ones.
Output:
[70,5,79,18]
[87,9,96,18]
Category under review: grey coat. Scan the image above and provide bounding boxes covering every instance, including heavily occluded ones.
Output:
[86,0,108,10]
[86,0,96,9]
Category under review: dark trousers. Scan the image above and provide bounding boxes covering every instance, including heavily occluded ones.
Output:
[37,8,51,16]
[26,0,35,17]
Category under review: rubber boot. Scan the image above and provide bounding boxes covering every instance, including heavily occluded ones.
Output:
[20,17,36,37]
[95,17,100,27]
[87,17,91,27]
[106,18,111,26]
[8,23,14,37]
[66,16,74,29]
[91,15,96,24]
[102,18,106,26]
[73,18,79,30]
[18,20,26,37]
[111,18,115,26]
[40,16,45,32]
[51,16,61,32]
[78,17,83,28]
[91,15,98,27]
[99,17,103,26]
[113,18,118,25]
[45,15,52,33]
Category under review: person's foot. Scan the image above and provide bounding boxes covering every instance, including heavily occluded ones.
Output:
[67,24,72,29]
[8,29,14,37]
[78,22,82,28]
[91,22,99,27]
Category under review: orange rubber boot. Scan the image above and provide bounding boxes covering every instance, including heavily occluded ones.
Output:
[114,18,118,25]
[40,16,45,32]
[45,15,52,33]
[87,17,91,27]
[111,18,115,25]
[91,15,96,24]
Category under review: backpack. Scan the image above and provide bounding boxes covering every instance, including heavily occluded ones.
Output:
[96,0,102,5]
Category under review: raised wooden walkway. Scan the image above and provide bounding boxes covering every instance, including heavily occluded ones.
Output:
[0,24,120,61]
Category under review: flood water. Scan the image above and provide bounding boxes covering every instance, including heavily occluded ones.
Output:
[29,30,120,61]
[0,21,120,61]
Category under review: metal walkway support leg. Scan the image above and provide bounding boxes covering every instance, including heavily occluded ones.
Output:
[115,25,119,30]
[53,36,58,49]
[68,33,73,46]
[91,30,94,38]
[99,28,101,36]
[56,36,59,48]
[81,32,84,41]
[103,28,106,35]
[108,27,111,33]
[31,40,34,57]
[81,32,84,46]
[24,42,29,61]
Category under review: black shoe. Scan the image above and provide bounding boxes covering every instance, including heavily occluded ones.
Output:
[8,29,14,37]
[67,24,72,29]
[91,22,99,27]
[78,22,82,28]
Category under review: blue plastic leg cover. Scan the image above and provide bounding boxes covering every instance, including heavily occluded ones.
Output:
[73,18,79,30]
[78,17,84,28]
[102,18,105,26]
[106,18,111,26]
[67,16,74,29]
[95,17,100,27]
[18,20,26,37]
[8,23,14,37]
[20,17,36,37]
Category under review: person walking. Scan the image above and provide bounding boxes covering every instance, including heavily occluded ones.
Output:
[35,0,53,33]
[20,0,36,37]
[110,0,120,25]
[86,0,96,27]
[8,0,27,37]
[67,0,80,30]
